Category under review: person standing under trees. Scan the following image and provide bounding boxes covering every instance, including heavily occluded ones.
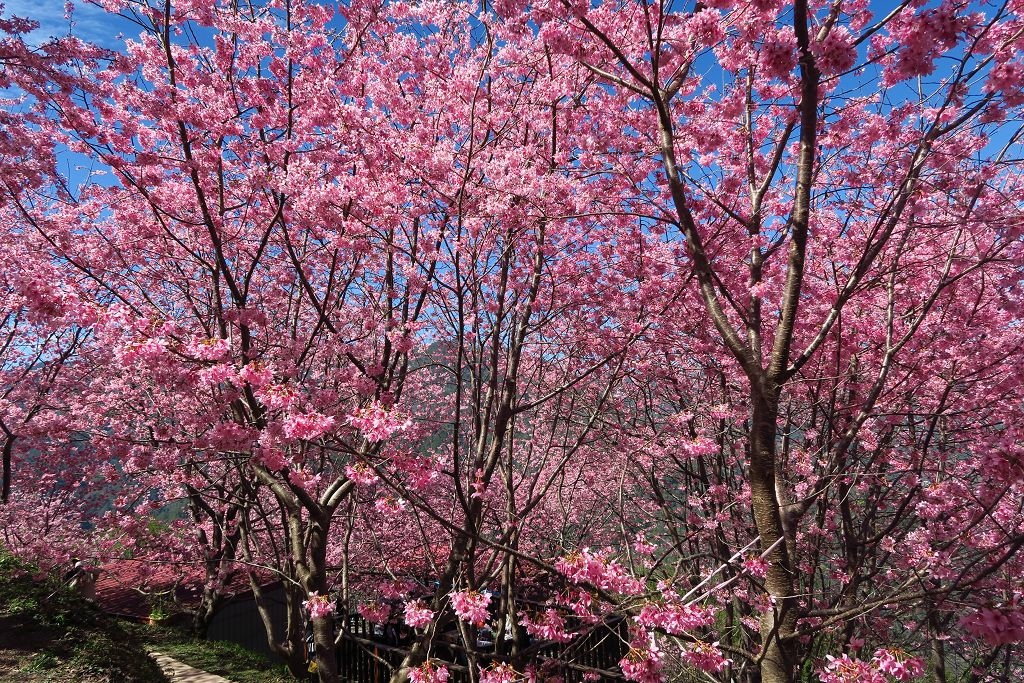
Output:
[60,558,97,602]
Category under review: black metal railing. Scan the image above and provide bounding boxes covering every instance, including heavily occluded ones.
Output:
[335,613,628,682]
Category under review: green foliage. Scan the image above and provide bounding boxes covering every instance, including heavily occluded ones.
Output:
[24,652,60,672]
[147,594,171,622]
[6,594,39,616]
[149,498,188,524]
[1,549,292,682]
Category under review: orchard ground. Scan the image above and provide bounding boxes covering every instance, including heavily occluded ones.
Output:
[0,550,292,683]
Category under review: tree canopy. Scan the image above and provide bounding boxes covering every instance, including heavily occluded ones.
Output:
[1,1,1023,682]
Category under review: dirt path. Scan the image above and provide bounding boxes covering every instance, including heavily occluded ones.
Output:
[150,651,235,683]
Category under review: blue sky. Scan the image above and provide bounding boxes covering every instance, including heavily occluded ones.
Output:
[4,0,133,47]
[2,1,144,193]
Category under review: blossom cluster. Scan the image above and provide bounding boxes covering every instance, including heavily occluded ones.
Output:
[619,644,663,683]
[349,403,412,442]
[303,591,335,620]
[681,641,729,674]
[960,604,1024,645]
[873,649,926,681]
[358,601,391,625]
[450,590,491,627]
[345,462,379,487]
[635,602,716,635]
[479,663,518,683]
[741,555,769,578]
[819,655,887,683]
[378,579,415,599]
[409,661,449,683]
[818,649,926,683]
[393,454,439,491]
[556,548,643,595]
[404,599,435,628]
[282,411,335,441]
[520,608,574,643]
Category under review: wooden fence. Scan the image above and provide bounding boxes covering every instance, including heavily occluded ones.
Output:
[335,613,629,682]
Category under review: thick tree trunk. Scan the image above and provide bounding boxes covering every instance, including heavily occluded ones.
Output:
[191,589,220,638]
[304,518,340,683]
[240,522,308,679]
[257,582,308,678]
[929,609,948,683]
[313,614,338,683]
[749,386,798,683]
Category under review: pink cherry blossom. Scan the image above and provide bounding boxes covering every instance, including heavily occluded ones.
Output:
[636,602,716,634]
[812,26,857,76]
[556,549,644,595]
[619,643,664,683]
[960,605,1024,646]
[520,608,574,643]
[345,462,380,487]
[872,649,926,681]
[632,533,655,556]
[681,641,729,673]
[374,496,406,514]
[348,402,411,442]
[2,2,1023,682]
[818,654,885,683]
[479,663,518,683]
[760,28,798,80]
[282,412,335,441]
[741,556,769,578]
[237,362,273,389]
[303,591,336,620]
[403,600,434,628]
[450,590,491,627]
[409,661,449,683]
[358,601,391,625]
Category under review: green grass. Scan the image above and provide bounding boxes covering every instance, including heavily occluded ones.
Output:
[0,549,168,683]
[133,623,297,683]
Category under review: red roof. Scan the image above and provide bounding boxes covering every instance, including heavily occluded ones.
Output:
[94,559,256,620]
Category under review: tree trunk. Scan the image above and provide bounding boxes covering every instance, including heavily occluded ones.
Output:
[191,589,220,638]
[1,430,14,504]
[749,385,798,683]
[241,523,307,679]
[313,614,338,683]
[929,609,948,683]
[305,518,340,683]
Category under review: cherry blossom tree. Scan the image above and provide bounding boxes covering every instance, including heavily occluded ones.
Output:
[2,1,1024,683]
[0,9,85,506]
[488,0,1024,681]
